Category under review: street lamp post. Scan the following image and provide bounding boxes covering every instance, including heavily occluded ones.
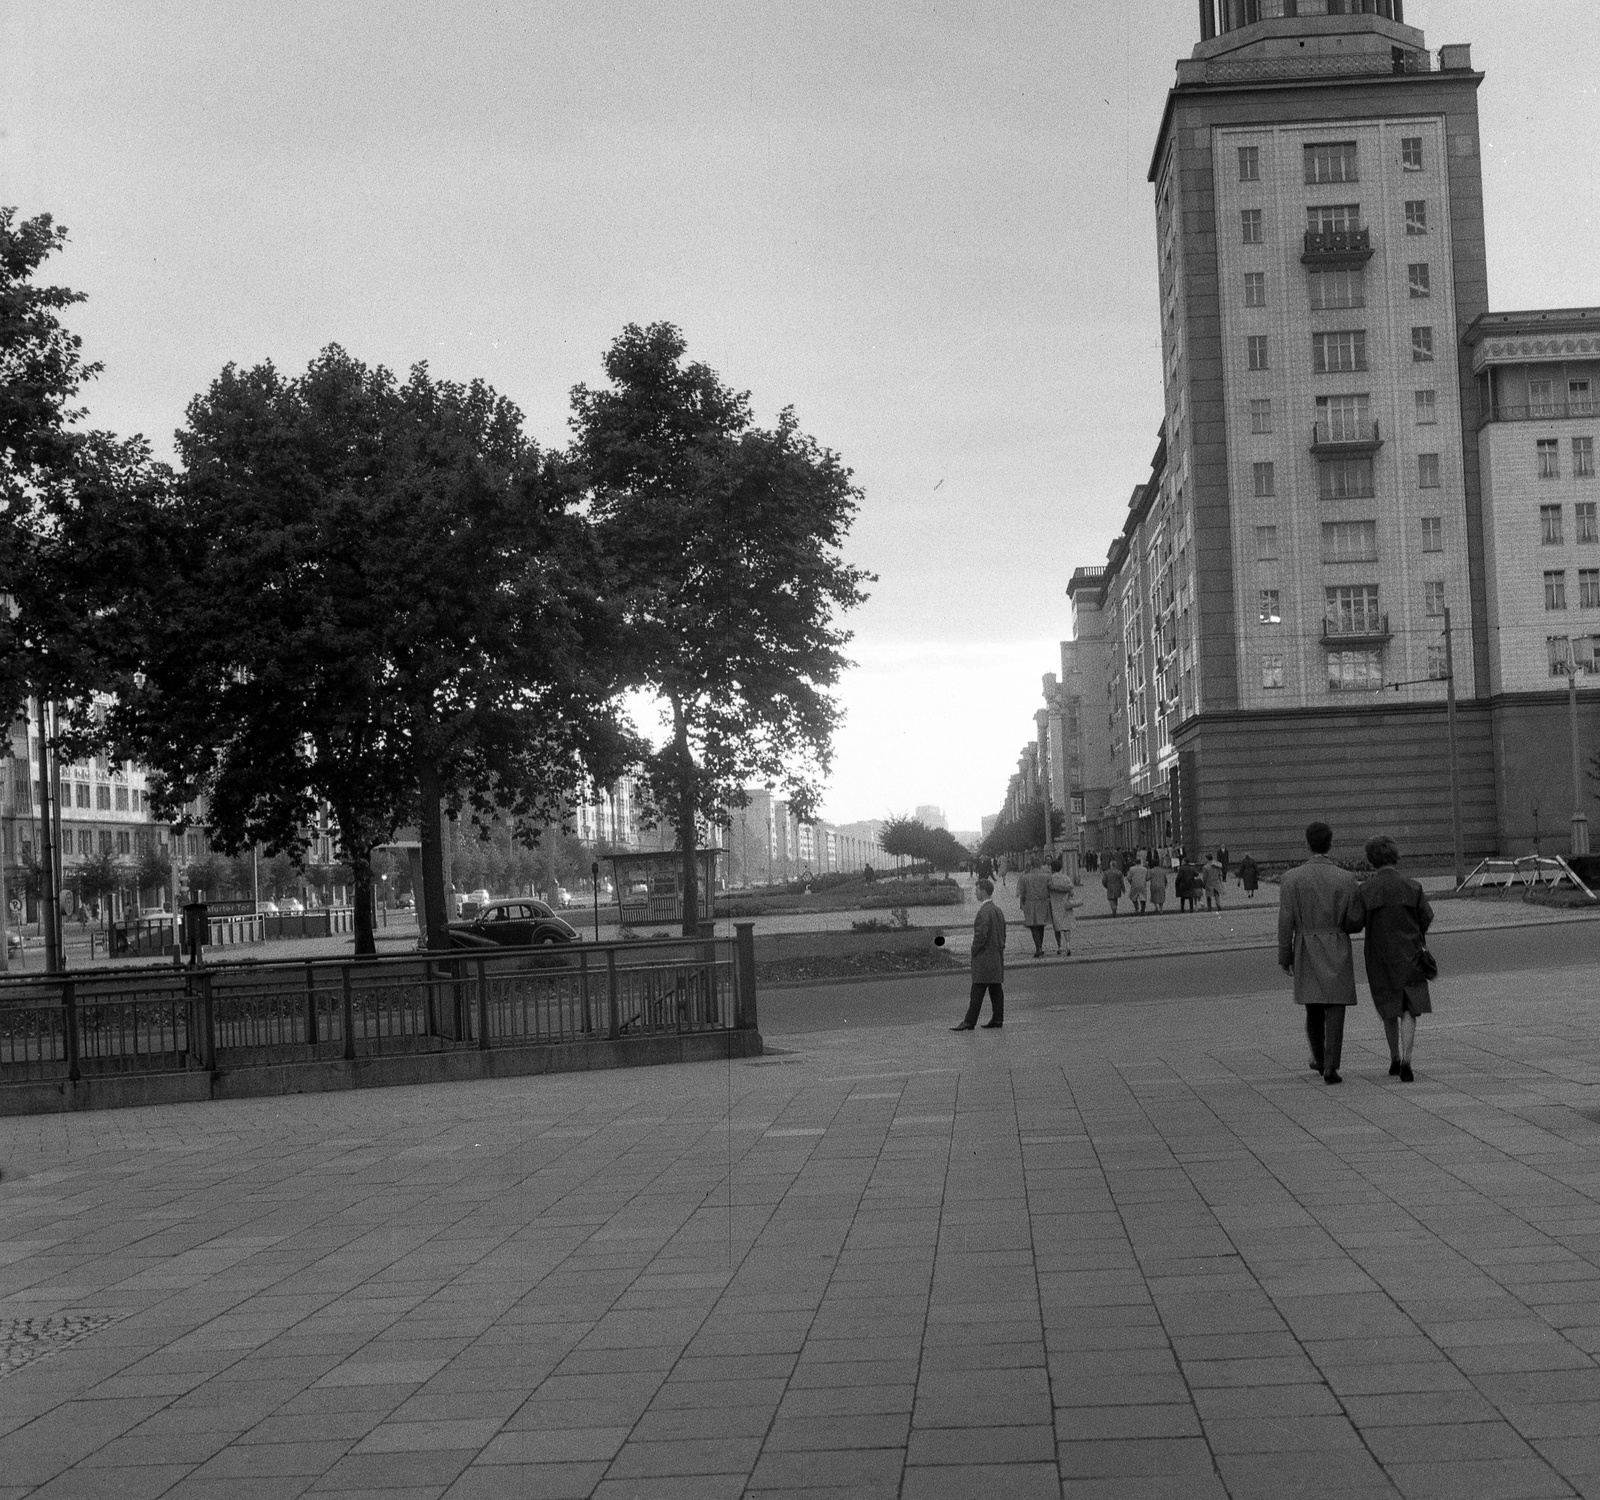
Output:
[1442,608,1465,887]
[591,860,601,944]
[1564,652,1591,857]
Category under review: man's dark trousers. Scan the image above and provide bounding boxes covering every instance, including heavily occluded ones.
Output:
[963,984,1004,1027]
[1305,1004,1346,1074]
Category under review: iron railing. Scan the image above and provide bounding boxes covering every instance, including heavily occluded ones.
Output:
[1321,613,1392,644]
[1479,401,1599,427]
[1302,227,1373,263]
[0,930,756,1086]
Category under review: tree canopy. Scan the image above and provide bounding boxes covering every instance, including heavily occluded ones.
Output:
[879,817,971,873]
[979,803,1067,859]
[104,346,634,953]
[571,322,871,934]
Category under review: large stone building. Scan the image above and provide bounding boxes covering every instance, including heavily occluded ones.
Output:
[1047,0,1598,864]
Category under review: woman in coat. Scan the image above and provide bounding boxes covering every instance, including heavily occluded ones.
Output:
[1239,854,1260,899]
[1148,860,1169,914]
[1046,857,1076,954]
[1356,835,1433,1082]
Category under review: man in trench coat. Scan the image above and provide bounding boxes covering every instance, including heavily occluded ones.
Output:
[1278,821,1364,1084]
[952,878,1006,1030]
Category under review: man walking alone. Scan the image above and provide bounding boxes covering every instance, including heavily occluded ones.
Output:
[952,878,1006,1030]
[1278,822,1364,1085]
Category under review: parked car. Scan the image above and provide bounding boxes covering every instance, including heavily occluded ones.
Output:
[445,899,578,950]
[258,900,280,915]
[554,885,577,909]
[280,898,305,914]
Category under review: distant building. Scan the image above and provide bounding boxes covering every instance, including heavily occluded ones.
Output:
[913,804,948,830]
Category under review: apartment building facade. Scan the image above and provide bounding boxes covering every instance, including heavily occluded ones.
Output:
[1131,2,1503,860]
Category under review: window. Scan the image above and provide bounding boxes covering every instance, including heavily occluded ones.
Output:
[1307,204,1360,234]
[76,830,92,856]
[1549,636,1574,677]
[75,782,90,808]
[1541,505,1563,544]
[1308,268,1365,310]
[1242,209,1263,244]
[1327,584,1382,634]
[1260,589,1282,624]
[1248,335,1270,371]
[96,784,111,810]
[1253,462,1276,498]
[1418,453,1441,489]
[1305,142,1359,185]
[1416,389,1438,425]
[1578,502,1599,544]
[1411,327,1434,362]
[1408,263,1431,298]
[1239,146,1261,182]
[1250,398,1273,434]
[1322,520,1378,562]
[1262,655,1285,690]
[1405,200,1428,235]
[1576,438,1595,478]
[98,830,113,855]
[1328,649,1384,692]
[1572,380,1595,416]
[1582,569,1600,609]
[1424,581,1446,616]
[1422,516,1443,552]
[1530,379,1556,417]
[115,786,129,811]
[1313,331,1368,373]
[1256,525,1279,561]
[1319,457,1375,500]
[1546,571,1568,610]
[1539,440,1561,479]
[116,831,131,856]
[1244,271,1267,307]
[1318,394,1371,441]
[1402,136,1425,171]
[1428,644,1448,680]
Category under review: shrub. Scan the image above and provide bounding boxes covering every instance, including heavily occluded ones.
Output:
[859,882,963,910]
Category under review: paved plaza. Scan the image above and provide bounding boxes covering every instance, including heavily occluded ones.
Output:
[3,943,1600,1498]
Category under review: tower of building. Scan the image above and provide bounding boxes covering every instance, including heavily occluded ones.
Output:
[1145,0,1494,857]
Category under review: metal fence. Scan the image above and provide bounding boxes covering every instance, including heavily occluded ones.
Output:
[0,929,757,1086]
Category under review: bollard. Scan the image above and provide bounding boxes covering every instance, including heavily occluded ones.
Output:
[198,971,217,1074]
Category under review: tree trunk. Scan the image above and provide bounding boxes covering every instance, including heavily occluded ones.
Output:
[348,845,377,958]
[417,752,450,951]
[671,696,699,939]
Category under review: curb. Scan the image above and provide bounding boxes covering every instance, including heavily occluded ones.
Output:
[760,912,1600,994]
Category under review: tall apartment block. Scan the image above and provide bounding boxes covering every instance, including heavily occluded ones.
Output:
[1134,0,1503,859]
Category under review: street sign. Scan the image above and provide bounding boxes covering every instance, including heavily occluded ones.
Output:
[59,890,76,914]
[7,897,18,914]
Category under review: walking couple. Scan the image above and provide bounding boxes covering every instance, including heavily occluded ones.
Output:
[1279,821,1435,1085]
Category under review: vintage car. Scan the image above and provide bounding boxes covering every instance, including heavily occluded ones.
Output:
[444,899,579,950]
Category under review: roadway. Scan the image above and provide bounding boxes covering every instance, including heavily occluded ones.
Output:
[760,915,1600,1034]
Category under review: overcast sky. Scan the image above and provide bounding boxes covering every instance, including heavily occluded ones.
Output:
[3,0,1595,832]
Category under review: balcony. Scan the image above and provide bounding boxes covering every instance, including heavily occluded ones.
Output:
[1479,400,1599,429]
[1311,420,1383,456]
[1302,227,1373,267]
[1321,614,1391,646]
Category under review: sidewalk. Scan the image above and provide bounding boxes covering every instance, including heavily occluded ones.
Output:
[3,953,1600,1497]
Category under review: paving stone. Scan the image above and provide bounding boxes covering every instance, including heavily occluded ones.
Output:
[10,959,1600,1499]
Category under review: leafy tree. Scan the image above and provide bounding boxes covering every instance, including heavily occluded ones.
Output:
[134,845,170,902]
[183,853,232,902]
[1,208,170,727]
[979,803,1066,859]
[72,848,129,925]
[106,347,633,955]
[572,323,871,935]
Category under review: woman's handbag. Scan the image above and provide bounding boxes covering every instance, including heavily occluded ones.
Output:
[1414,946,1439,982]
